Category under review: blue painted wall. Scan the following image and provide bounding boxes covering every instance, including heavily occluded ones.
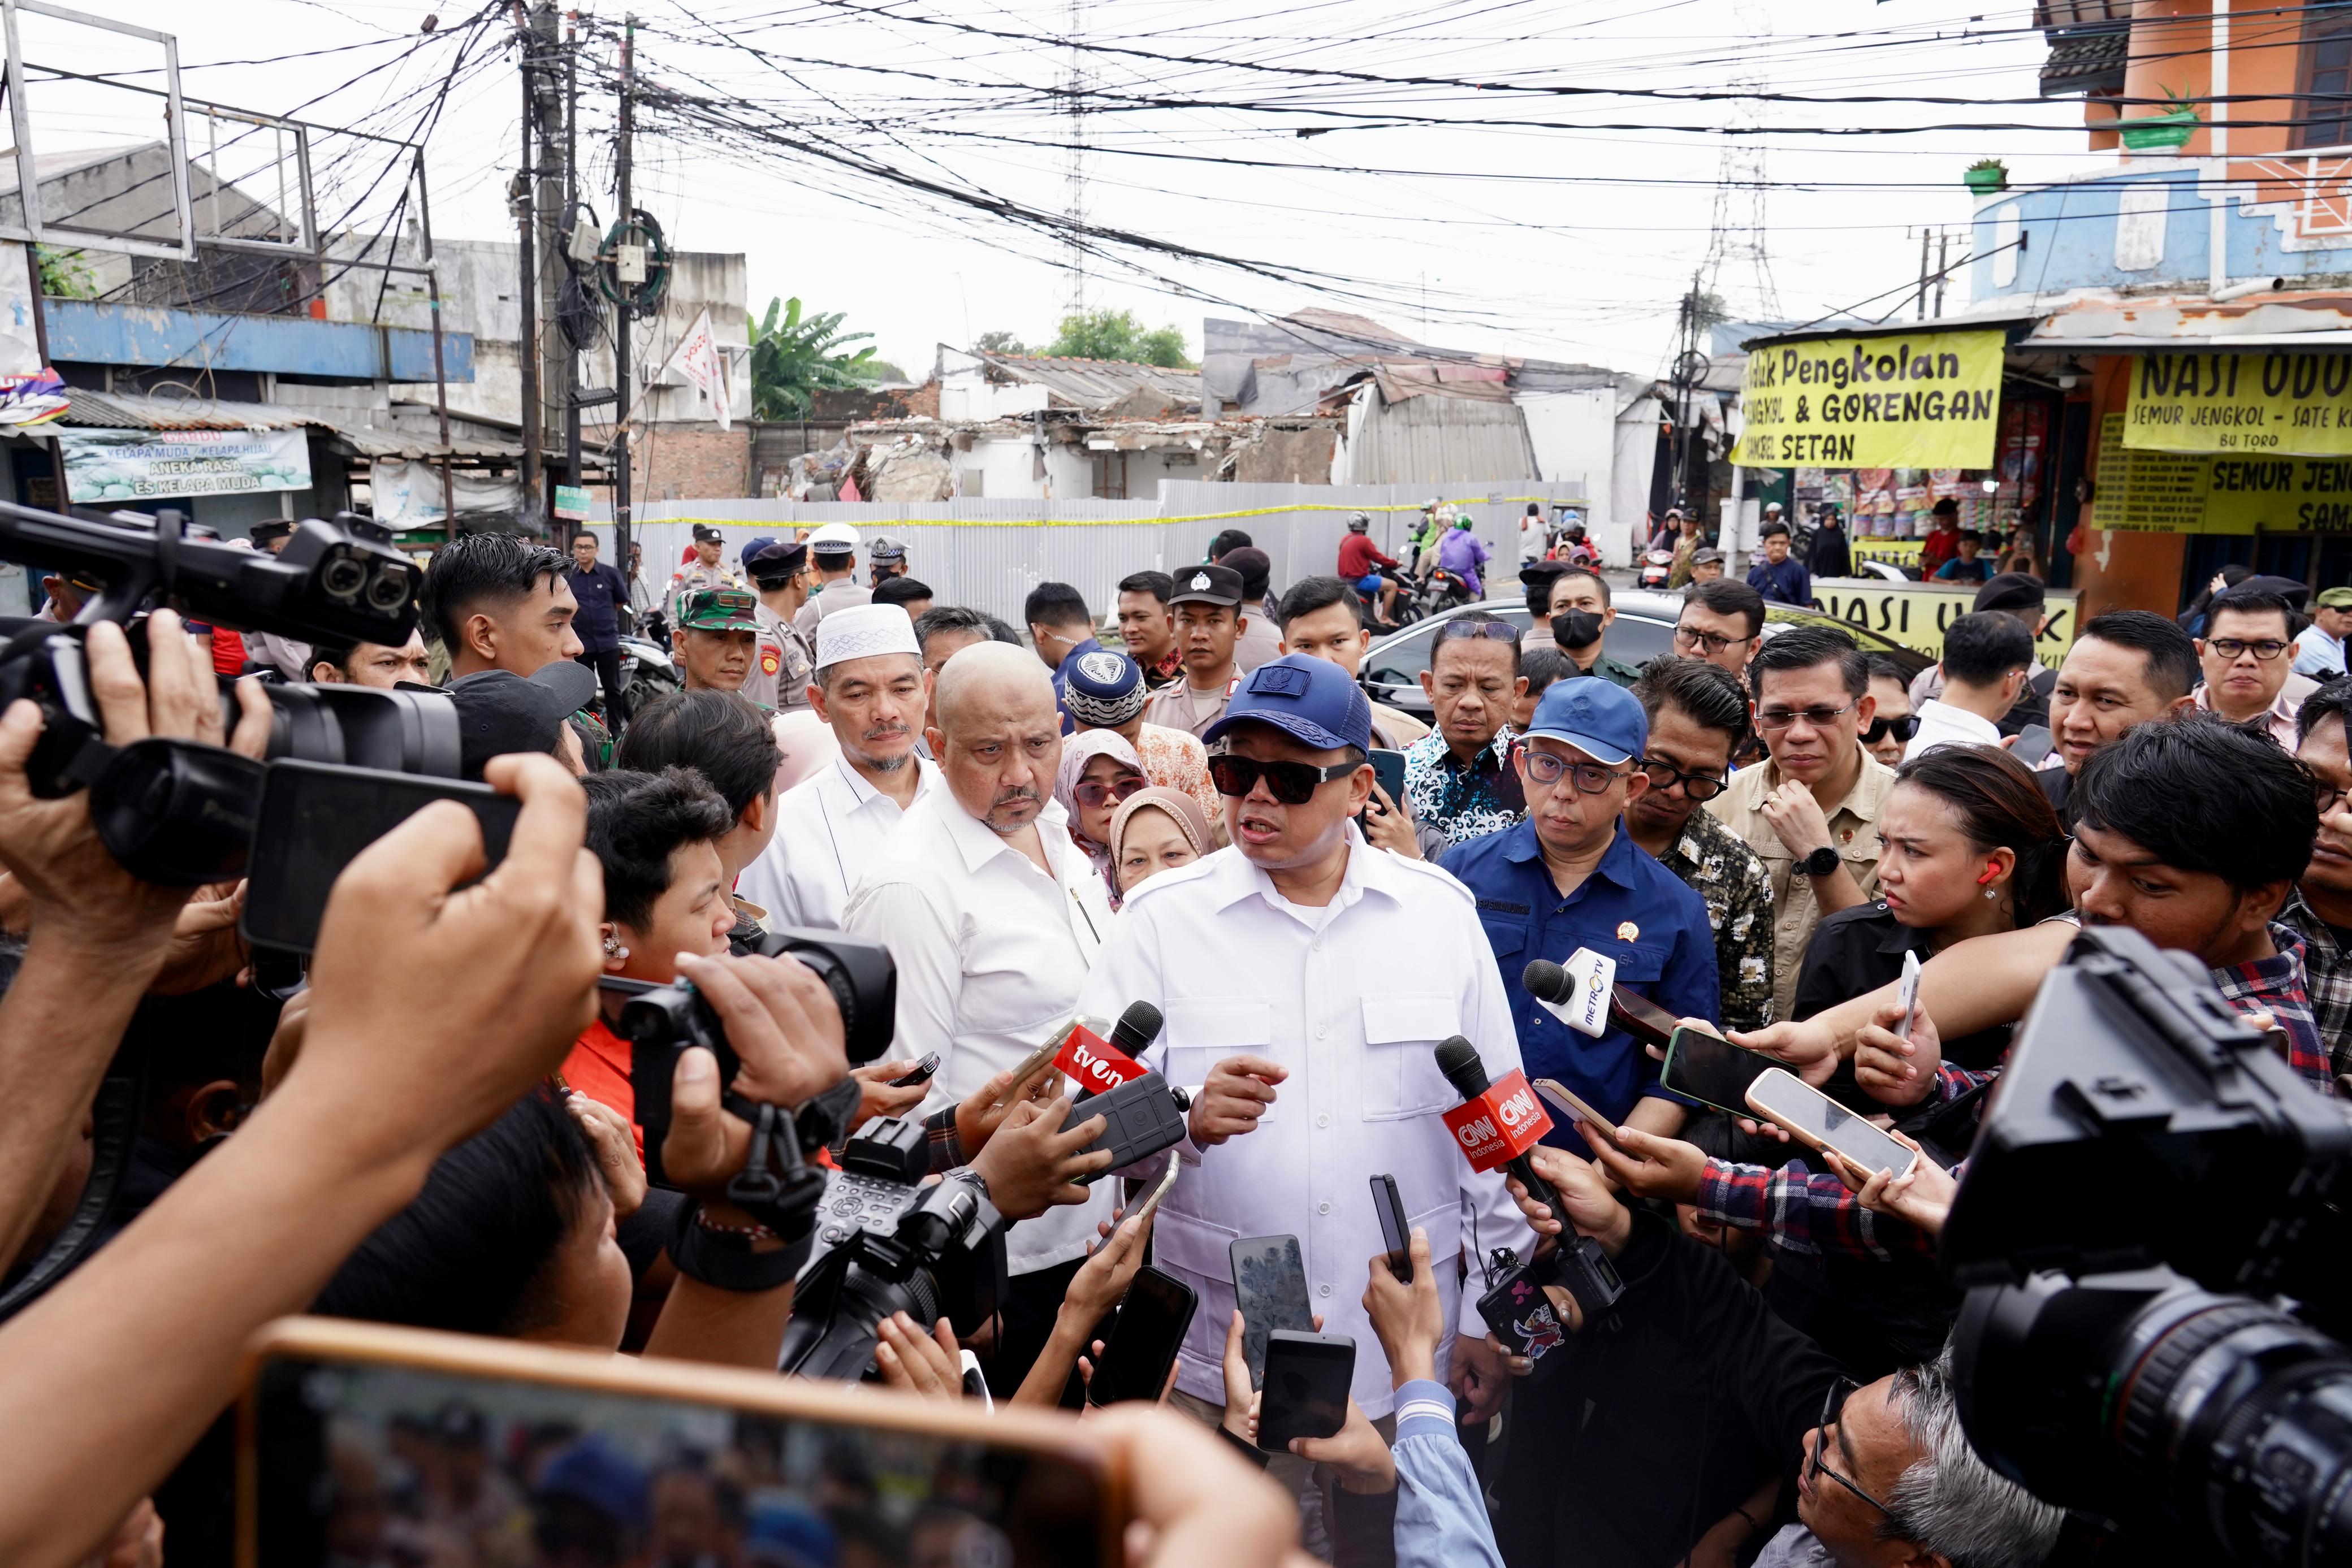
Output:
[41,299,472,383]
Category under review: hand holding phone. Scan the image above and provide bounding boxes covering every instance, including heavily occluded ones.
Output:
[1894,950,1923,1044]
[1229,1235,1315,1387]
[1255,1331,1355,1452]
[1659,1024,1776,1116]
[1744,1068,1920,1179]
[890,1051,943,1087]
[1532,1078,1624,1152]
[1086,1266,1199,1408]
[1370,1174,1412,1282]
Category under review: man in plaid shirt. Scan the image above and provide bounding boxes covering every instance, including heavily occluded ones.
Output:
[2290,678,2352,1079]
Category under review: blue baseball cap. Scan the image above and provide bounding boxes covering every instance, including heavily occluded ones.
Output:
[1522,677,1647,767]
[1202,653,1372,753]
[741,534,779,565]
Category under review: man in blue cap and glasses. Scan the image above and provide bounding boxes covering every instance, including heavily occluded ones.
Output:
[1442,678,1718,1146]
[1077,652,1534,1493]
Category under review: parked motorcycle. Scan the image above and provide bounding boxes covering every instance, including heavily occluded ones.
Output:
[619,630,682,721]
[1637,548,1676,590]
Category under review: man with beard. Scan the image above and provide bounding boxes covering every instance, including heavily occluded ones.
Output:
[738,605,940,930]
[844,641,1117,1392]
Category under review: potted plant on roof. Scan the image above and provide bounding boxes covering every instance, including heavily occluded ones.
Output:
[2120,87,2202,153]
[1964,158,2009,194]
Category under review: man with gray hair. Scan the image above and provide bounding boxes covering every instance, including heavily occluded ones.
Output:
[842,639,1117,1393]
[738,603,939,930]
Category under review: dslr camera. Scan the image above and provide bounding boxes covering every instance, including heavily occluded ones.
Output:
[1944,924,2352,1567]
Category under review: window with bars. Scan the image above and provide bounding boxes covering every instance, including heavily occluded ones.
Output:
[2299,12,2352,148]
[1092,451,1127,500]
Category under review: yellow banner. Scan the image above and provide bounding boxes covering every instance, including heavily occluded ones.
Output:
[2124,350,2352,457]
[1812,581,2082,660]
[1732,329,2005,470]
[2091,410,2352,532]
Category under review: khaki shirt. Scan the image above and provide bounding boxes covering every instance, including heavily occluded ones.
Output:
[1705,749,1898,1024]
[1140,673,1240,740]
[741,599,815,713]
[1368,699,1430,748]
[794,579,874,642]
[668,561,743,621]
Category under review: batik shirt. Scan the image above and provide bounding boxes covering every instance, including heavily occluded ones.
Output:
[1657,806,1776,1033]
[1402,727,1523,850]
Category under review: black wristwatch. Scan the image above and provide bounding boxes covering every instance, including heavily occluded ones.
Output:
[1797,844,1841,877]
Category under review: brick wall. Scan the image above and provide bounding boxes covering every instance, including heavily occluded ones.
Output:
[626,427,749,501]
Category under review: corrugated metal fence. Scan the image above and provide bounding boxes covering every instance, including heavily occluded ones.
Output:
[590,478,1592,627]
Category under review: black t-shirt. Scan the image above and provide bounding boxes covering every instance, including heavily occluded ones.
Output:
[1793,902,2011,1070]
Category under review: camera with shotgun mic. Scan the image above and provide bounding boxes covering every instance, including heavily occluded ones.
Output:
[1052,1002,1190,1180]
[1433,1036,1623,1360]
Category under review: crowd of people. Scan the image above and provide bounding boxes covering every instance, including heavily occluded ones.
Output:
[3,509,2345,1568]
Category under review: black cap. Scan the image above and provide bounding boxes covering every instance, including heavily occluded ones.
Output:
[1221,545,1272,601]
[1168,563,1244,607]
[1517,561,1573,588]
[1973,572,2046,613]
[691,523,724,544]
[747,540,808,584]
[250,519,296,543]
[447,662,599,781]
[2239,573,2313,610]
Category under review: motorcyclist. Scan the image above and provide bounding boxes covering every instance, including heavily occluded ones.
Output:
[1335,510,1402,627]
[1409,497,1445,576]
[1435,512,1492,599]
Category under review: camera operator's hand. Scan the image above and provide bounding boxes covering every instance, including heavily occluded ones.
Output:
[874,1312,965,1401]
[150,880,247,997]
[1289,1397,1397,1495]
[846,1060,932,1131]
[1827,1133,1956,1237]
[673,951,848,1110]
[953,1056,1062,1159]
[1361,1229,1445,1387]
[1854,997,1941,1108]
[1504,1146,1633,1256]
[0,612,269,952]
[1583,1125,1709,1205]
[564,1091,645,1220]
[969,1095,1110,1220]
[1188,1054,1286,1147]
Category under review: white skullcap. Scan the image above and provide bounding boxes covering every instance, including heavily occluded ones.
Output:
[815,602,921,669]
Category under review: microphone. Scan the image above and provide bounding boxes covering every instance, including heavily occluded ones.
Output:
[1062,1001,1164,1098]
[1521,952,1614,1037]
[1110,1000,1163,1060]
[1434,1036,1560,1216]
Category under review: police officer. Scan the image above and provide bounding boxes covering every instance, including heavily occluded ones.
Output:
[668,523,743,622]
[868,535,910,584]
[795,521,872,640]
[672,586,763,695]
[741,540,816,713]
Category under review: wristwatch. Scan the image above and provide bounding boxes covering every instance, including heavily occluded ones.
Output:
[1797,844,1841,877]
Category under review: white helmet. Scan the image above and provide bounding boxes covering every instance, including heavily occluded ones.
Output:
[1347,512,1370,532]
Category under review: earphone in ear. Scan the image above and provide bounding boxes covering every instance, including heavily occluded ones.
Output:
[1975,863,2002,886]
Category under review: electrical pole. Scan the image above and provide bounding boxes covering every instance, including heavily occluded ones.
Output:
[514,5,541,514]
[531,1,564,533]
[1933,229,1951,319]
[564,12,581,488]
[613,14,634,576]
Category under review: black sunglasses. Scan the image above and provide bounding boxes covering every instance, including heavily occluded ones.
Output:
[1208,754,1362,804]
[1863,713,1919,745]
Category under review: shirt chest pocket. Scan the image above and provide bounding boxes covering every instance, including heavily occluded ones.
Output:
[1162,997,1278,1124]
[1605,941,1670,988]
[1361,993,1461,1121]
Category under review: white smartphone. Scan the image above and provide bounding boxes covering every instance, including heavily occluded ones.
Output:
[1894,949,1923,1043]
[1131,1154,1182,1228]
[1532,1076,1624,1151]
[1744,1067,1920,1179]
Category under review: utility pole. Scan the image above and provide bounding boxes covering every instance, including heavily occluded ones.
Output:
[613,14,634,575]
[1915,228,1933,322]
[514,3,541,513]
[1932,229,1951,319]
[530,1,564,532]
[563,12,581,488]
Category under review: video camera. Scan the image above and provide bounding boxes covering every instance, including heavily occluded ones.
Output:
[1944,924,2352,1566]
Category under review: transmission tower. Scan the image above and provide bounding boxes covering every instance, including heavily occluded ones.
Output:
[1702,2,1779,322]
[1063,0,1087,319]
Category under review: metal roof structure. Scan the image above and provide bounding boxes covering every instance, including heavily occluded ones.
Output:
[50,388,522,460]
[971,350,1201,414]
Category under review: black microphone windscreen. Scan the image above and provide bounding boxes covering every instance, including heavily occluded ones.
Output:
[1523,959,1572,1004]
[1112,1000,1164,1056]
[1434,1035,1490,1099]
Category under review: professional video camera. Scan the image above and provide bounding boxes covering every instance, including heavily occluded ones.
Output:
[0,499,451,883]
[1943,924,2352,1567]
[617,925,900,1086]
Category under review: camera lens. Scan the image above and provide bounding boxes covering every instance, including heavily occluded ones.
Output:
[318,551,367,601]
[365,563,412,613]
[763,930,897,1063]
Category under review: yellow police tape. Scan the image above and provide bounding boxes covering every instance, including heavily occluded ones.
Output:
[611,497,1577,531]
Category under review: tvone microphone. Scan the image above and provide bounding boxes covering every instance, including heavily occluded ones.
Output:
[1434,1036,1560,1214]
[1110,1000,1163,1060]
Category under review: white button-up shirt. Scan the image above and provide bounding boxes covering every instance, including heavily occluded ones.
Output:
[842,790,1117,1275]
[738,754,939,930]
[1075,830,1536,1417]
[1900,697,2001,763]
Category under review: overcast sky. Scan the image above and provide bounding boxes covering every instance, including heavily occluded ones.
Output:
[12,0,2098,380]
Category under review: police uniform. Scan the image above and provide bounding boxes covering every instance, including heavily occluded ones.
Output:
[745,598,815,713]
[1138,563,1247,740]
[669,560,743,623]
[793,574,872,642]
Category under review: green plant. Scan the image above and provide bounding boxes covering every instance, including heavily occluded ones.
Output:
[746,295,877,419]
[35,245,96,299]
[1040,309,1192,368]
[1968,157,2006,175]
[974,330,1028,355]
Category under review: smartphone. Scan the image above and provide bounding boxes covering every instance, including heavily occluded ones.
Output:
[1659,1024,1776,1116]
[1131,1154,1182,1228]
[1894,950,1923,1044]
[1745,1067,1921,1179]
[243,1316,1123,1566]
[890,1051,943,1087]
[1370,1173,1412,1282]
[2011,723,2055,768]
[1086,1266,1199,1407]
[993,1016,1097,1107]
[1229,1234,1316,1388]
[1607,985,1681,1049]
[1359,748,1408,827]
[241,760,521,953]
[1256,1331,1356,1453]
[1532,1077,1623,1151]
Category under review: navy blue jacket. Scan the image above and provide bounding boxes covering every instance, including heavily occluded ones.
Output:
[567,561,629,653]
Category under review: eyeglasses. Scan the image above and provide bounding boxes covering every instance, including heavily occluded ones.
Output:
[1808,1378,1892,1517]
[1638,757,1728,801]
[1673,624,1753,655]
[2318,782,2349,817]
[1521,748,1630,794]
[2208,638,2290,661]
[1208,754,1362,804]
[1756,701,1857,733]
[1074,775,1147,810]
[1863,713,1919,745]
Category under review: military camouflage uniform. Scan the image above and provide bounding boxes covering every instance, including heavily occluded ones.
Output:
[675,587,766,705]
[1656,804,1776,1033]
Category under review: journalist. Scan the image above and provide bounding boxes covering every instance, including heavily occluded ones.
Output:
[2039,609,2198,813]
[613,690,784,947]
[1901,612,2035,761]
[420,532,585,682]
[305,630,433,690]
[2290,678,2352,1076]
[1674,578,1766,678]
[447,661,600,781]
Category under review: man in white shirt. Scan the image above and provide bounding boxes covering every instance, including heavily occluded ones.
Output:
[738,604,940,930]
[2295,586,2352,678]
[842,641,1116,1392]
[1903,610,2035,763]
[1076,653,1531,1439]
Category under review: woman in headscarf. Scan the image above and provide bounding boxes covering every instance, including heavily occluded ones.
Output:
[1109,786,1212,902]
[1053,728,1148,896]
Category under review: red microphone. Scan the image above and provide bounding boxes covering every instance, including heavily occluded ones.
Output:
[1056,1001,1160,1097]
[1436,1036,1559,1209]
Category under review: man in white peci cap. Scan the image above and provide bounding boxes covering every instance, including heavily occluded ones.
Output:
[736,603,941,930]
